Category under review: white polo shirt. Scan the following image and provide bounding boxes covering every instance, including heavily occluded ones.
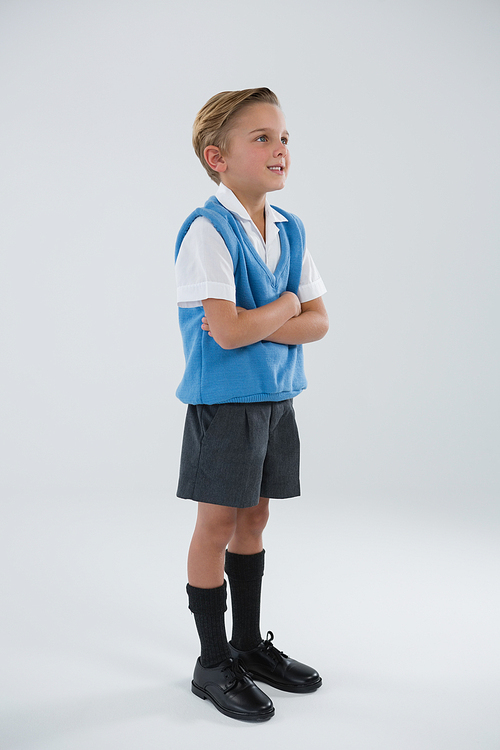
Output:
[176,183,326,308]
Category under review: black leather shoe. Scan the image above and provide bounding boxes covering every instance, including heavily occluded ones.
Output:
[191,657,275,722]
[229,631,322,693]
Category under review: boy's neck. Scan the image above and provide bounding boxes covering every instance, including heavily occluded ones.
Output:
[249,204,266,242]
[223,184,267,241]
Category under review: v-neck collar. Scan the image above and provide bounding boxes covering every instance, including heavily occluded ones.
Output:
[215,184,288,283]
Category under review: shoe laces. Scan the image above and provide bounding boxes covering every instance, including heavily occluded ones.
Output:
[221,658,248,680]
[262,630,288,659]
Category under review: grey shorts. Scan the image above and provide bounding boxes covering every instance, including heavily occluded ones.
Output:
[176,399,300,508]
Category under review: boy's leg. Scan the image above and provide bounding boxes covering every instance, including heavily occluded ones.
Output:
[187,501,274,721]
[228,496,270,556]
[188,502,237,589]
[225,497,269,650]
[226,500,322,694]
[187,502,236,666]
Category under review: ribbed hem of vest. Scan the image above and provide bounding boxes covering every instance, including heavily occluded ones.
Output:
[222,390,305,404]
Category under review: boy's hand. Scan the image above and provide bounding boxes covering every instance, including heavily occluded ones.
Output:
[280,291,301,318]
[202,307,245,336]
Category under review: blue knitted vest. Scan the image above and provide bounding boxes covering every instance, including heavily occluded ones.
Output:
[175,196,307,404]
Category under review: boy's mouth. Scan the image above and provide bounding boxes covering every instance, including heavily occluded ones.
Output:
[268,165,285,174]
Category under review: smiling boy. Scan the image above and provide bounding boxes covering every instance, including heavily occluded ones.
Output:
[175,88,328,722]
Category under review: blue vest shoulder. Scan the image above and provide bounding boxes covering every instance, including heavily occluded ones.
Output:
[175,197,305,260]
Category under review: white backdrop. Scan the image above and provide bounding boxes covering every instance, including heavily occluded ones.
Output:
[1,1,499,748]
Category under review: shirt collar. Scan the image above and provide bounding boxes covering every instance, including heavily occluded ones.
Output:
[215,183,288,226]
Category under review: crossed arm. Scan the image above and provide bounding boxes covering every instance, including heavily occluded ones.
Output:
[201,292,329,350]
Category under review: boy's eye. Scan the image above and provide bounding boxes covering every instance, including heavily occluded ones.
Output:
[255,134,289,145]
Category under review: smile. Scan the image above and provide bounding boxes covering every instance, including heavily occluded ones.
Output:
[268,166,285,173]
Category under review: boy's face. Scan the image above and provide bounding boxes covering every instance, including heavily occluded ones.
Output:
[218,103,290,202]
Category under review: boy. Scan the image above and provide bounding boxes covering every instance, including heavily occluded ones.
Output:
[175,88,328,722]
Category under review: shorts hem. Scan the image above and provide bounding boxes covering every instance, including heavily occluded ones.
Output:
[177,492,261,509]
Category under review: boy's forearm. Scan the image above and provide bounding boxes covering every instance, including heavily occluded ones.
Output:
[233,300,296,348]
[264,309,329,345]
[203,293,300,350]
[264,297,329,345]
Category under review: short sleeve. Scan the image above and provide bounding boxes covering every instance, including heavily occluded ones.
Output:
[297,248,327,303]
[175,217,236,307]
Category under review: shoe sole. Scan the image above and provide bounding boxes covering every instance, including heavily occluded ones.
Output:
[244,671,323,694]
[191,681,275,722]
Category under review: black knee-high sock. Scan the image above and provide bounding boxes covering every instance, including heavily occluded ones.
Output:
[186,581,231,668]
[225,550,265,651]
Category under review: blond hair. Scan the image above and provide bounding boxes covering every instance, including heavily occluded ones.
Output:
[192,88,281,184]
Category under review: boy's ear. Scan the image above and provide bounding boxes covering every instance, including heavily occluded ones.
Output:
[204,146,227,174]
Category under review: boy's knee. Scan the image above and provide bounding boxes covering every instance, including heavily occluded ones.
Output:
[255,503,270,531]
[212,519,237,549]
[238,501,270,536]
[196,506,237,548]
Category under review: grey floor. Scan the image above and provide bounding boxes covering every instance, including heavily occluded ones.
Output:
[1,491,499,750]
